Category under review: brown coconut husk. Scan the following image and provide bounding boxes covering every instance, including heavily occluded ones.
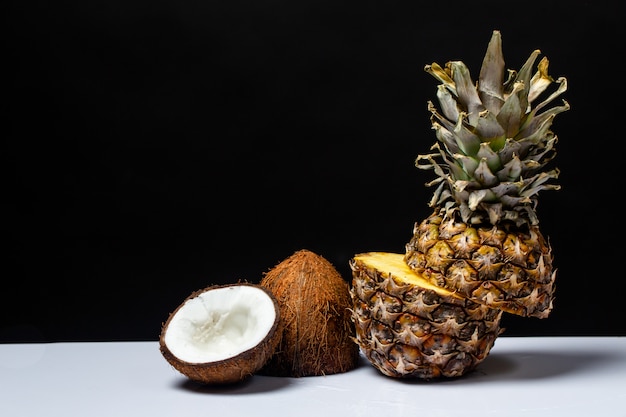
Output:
[259,249,359,377]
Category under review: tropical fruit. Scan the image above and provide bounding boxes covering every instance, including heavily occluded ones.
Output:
[159,283,282,385]
[260,249,359,377]
[351,252,503,379]
[350,30,568,379]
[404,30,568,318]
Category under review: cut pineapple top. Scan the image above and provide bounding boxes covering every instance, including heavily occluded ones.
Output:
[419,30,568,227]
[352,252,466,299]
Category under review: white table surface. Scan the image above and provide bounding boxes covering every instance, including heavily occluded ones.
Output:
[1,337,625,417]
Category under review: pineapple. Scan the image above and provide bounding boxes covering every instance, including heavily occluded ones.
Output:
[350,252,503,379]
[349,30,568,379]
[404,30,569,318]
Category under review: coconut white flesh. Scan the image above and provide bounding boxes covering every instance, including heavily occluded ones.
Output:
[164,285,276,364]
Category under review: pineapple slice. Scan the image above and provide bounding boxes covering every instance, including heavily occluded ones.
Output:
[350,252,502,379]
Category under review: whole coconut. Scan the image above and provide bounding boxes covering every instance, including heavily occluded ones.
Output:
[259,249,359,377]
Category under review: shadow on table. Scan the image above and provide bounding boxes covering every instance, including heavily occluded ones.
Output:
[173,354,372,394]
[174,373,293,394]
[172,348,622,390]
[361,347,624,386]
[448,348,623,384]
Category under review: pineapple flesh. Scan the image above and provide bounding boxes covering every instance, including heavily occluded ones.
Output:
[350,252,503,379]
[404,30,568,318]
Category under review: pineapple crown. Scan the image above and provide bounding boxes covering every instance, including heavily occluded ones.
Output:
[418,30,569,227]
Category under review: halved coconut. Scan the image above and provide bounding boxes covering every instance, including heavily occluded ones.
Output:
[159,283,282,385]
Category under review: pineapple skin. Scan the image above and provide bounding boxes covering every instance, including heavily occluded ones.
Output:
[404,210,556,318]
[350,252,503,379]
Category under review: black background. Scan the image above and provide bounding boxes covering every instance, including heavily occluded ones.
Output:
[4,0,625,342]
